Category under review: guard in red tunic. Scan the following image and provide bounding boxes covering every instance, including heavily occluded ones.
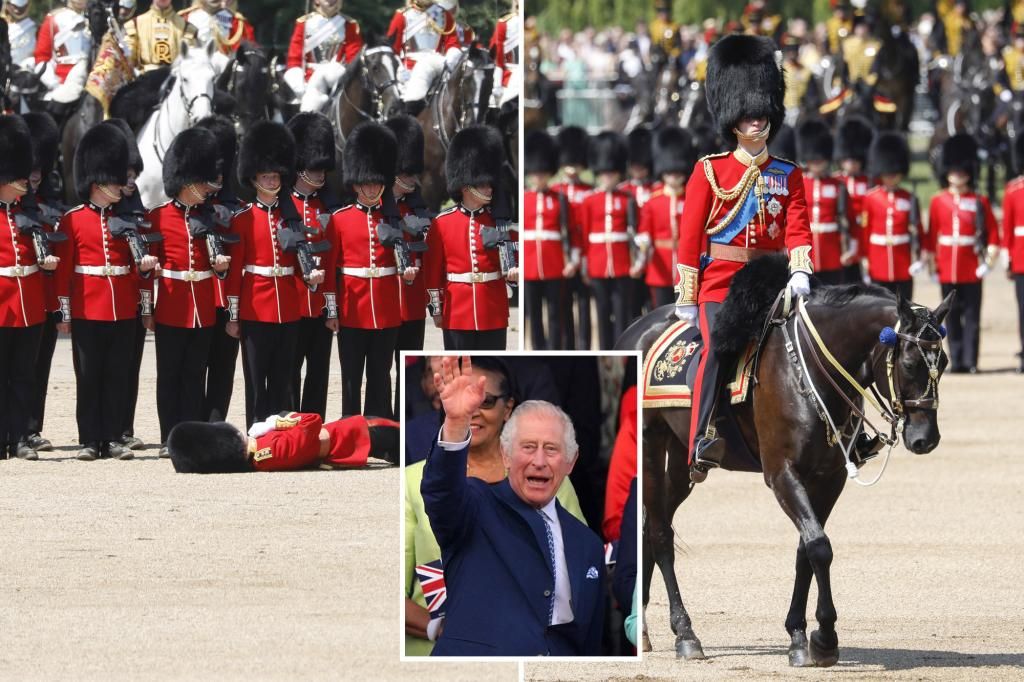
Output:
[636,125,695,308]
[385,114,431,415]
[675,35,813,480]
[523,129,571,349]
[623,126,656,318]
[22,112,63,456]
[283,0,363,112]
[925,134,999,374]
[796,119,851,285]
[330,122,404,417]
[551,126,591,349]
[488,2,519,107]
[226,121,316,427]
[579,131,637,350]
[0,116,57,460]
[286,112,338,419]
[55,123,159,461]
[862,131,923,300]
[423,125,514,350]
[149,127,227,451]
[167,411,401,473]
[387,0,462,114]
[834,116,874,283]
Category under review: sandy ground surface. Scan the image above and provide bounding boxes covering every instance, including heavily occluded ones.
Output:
[524,275,1024,680]
[0,313,520,681]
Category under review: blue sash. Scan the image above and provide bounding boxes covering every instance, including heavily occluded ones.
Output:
[708,159,794,246]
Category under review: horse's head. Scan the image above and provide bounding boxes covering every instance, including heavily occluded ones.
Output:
[7,64,46,113]
[450,46,494,127]
[361,46,403,120]
[174,40,217,123]
[220,42,271,131]
[873,293,954,455]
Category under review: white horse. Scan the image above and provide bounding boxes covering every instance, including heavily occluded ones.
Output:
[136,41,218,209]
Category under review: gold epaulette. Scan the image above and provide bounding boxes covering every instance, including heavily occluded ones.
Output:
[698,151,729,162]
[499,11,516,22]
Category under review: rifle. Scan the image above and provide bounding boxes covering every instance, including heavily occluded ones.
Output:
[12,193,68,268]
[481,188,518,287]
[377,188,431,284]
[108,192,162,272]
[278,196,330,292]
[187,202,241,280]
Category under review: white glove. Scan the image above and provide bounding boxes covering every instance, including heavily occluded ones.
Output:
[282,66,306,98]
[975,263,990,279]
[444,47,464,71]
[788,272,811,297]
[1000,248,1011,271]
[675,304,698,327]
[247,415,279,438]
[39,62,60,90]
[908,260,925,277]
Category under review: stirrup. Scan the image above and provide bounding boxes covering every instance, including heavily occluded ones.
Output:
[690,436,725,483]
[851,432,884,466]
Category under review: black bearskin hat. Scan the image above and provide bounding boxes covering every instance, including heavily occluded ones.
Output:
[196,115,238,175]
[835,116,874,164]
[627,126,653,171]
[0,115,34,184]
[588,131,627,175]
[102,119,143,174]
[237,120,296,189]
[287,112,336,173]
[344,121,397,187]
[385,115,425,176]
[74,122,129,202]
[868,131,910,177]
[768,123,796,161]
[167,421,250,474]
[938,133,978,186]
[163,127,223,199]
[22,112,59,177]
[445,124,504,200]
[705,34,785,146]
[653,126,696,177]
[556,125,590,169]
[525,129,559,175]
[796,119,833,164]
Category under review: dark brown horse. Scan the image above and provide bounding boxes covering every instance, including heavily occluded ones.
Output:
[617,257,952,667]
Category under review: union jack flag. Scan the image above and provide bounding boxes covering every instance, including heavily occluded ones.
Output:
[416,560,446,619]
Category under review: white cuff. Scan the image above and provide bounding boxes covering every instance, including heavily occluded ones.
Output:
[426,616,445,641]
[437,427,471,451]
[248,415,278,438]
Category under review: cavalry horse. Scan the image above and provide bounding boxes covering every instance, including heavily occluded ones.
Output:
[417,46,494,211]
[216,41,273,136]
[617,256,952,667]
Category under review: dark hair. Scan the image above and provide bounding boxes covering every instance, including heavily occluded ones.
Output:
[468,356,513,401]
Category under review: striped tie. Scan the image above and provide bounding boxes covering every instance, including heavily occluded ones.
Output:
[538,509,556,625]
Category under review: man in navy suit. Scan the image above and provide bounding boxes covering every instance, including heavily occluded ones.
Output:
[422,356,606,656]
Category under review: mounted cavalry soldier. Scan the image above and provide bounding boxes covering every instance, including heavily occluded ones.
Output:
[674,34,813,481]
[125,0,198,74]
[34,0,92,101]
[488,0,519,108]
[387,0,462,116]
[284,0,363,113]
[925,133,998,374]
[3,0,36,68]
[796,119,851,285]
[179,0,255,56]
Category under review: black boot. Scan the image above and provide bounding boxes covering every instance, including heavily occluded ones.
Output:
[690,432,726,483]
[852,432,885,466]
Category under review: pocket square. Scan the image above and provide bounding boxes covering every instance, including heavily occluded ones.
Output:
[586,566,599,580]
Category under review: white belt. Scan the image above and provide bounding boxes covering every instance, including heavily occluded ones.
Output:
[588,232,630,244]
[75,264,131,276]
[447,271,502,283]
[162,268,214,282]
[810,222,839,234]
[0,264,39,277]
[244,264,294,277]
[1014,226,1024,236]
[524,230,562,242]
[869,234,910,246]
[937,235,976,247]
[341,266,398,278]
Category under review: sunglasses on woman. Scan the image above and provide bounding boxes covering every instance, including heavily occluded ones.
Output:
[480,393,509,409]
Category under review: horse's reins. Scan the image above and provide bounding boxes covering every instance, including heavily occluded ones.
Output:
[152,70,213,163]
[335,48,401,148]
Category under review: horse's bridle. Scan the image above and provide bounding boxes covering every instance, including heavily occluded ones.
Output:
[341,47,401,122]
[431,51,491,152]
[153,67,213,163]
[873,317,945,416]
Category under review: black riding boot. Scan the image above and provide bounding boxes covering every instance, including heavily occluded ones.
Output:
[689,304,728,483]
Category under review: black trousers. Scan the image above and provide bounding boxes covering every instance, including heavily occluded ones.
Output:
[393,318,425,418]
[292,315,334,419]
[240,320,298,427]
[691,303,722,451]
[155,324,214,442]
[568,274,591,350]
[1016,275,1024,359]
[591,276,630,350]
[815,269,845,286]
[442,328,507,351]
[941,282,982,370]
[122,316,147,438]
[27,311,59,436]
[203,307,240,423]
[0,324,43,448]
[650,285,675,309]
[71,319,136,445]
[526,279,567,349]
[338,326,399,418]
[629,277,648,319]
[841,263,864,285]
[873,279,914,300]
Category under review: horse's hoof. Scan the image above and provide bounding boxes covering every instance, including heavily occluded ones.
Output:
[809,629,839,667]
[676,638,705,660]
[788,630,812,667]
[641,631,652,653]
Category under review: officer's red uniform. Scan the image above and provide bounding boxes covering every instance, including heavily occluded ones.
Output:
[33,6,91,84]
[0,201,46,327]
[522,187,569,281]
[149,200,218,329]
[804,174,847,274]
[489,11,517,86]
[925,190,998,284]
[179,5,256,54]
[579,188,633,280]
[225,200,300,324]
[286,11,364,79]
[330,202,402,329]
[861,186,920,284]
[638,186,684,292]
[387,3,460,70]
[249,411,371,471]
[290,190,337,321]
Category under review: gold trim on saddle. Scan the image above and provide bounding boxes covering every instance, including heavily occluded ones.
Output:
[675,264,699,306]
[789,245,813,274]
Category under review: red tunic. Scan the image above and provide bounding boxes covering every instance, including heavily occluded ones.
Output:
[54,203,147,322]
[804,175,845,273]
[179,8,257,54]
[489,14,517,86]
[1003,177,1024,274]
[861,187,920,283]
[619,179,656,208]
[149,200,217,328]
[387,6,460,69]
[925,190,998,285]
[250,411,371,472]
[549,179,592,260]
[0,201,46,327]
[522,188,569,281]
[838,172,869,256]
[289,191,337,320]
[602,384,637,542]
[396,196,429,322]
[638,187,684,288]
[677,152,813,304]
[224,201,300,324]
[580,189,634,279]
[423,205,509,331]
[286,11,363,78]
[330,203,401,330]
[33,10,89,83]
